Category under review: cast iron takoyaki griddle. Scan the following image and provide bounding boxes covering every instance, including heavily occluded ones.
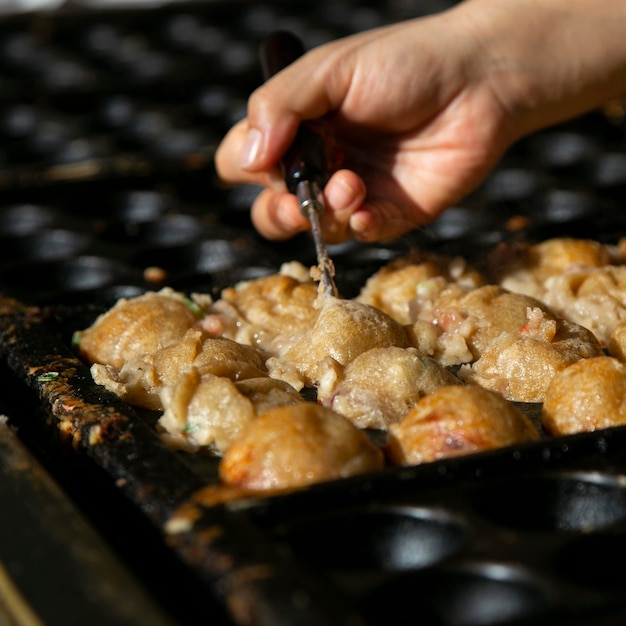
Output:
[1,1,626,625]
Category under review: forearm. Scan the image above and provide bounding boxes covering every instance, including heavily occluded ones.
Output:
[457,0,626,140]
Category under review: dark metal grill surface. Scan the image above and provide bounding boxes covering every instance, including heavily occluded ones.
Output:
[1,2,626,625]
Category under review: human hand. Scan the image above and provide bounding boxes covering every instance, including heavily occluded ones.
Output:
[215,0,626,243]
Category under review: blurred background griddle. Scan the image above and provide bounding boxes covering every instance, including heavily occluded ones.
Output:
[1,1,626,625]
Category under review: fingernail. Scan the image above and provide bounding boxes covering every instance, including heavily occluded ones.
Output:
[277,199,310,234]
[350,210,376,239]
[239,128,263,169]
[326,175,359,213]
[277,200,299,228]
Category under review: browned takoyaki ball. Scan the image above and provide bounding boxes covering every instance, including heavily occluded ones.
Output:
[542,356,626,435]
[79,289,201,369]
[388,385,540,466]
[219,403,384,491]
[317,346,460,430]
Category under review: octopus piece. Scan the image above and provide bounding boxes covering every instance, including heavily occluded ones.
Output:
[219,403,384,491]
[357,252,485,325]
[542,356,626,435]
[204,262,320,355]
[267,295,411,390]
[387,385,540,466]
[158,369,303,452]
[78,288,202,369]
[459,307,602,402]
[317,346,461,430]
[90,327,268,410]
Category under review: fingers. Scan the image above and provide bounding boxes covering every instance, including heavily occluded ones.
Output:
[236,37,361,173]
[250,189,309,240]
[349,202,428,242]
[214,48,340,183]
[251,169,367,242]
[215,60,331,183]
[248,166,435,244]
[320,170,367,243]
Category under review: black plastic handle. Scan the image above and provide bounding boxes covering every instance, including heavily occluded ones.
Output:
[259,31,329,195]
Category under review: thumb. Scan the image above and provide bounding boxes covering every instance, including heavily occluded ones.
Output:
[238,92,300,172]
[241,40,353,171]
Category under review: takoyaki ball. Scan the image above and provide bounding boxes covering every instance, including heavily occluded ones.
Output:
[79,288,201,369]
[204,262,319,355]
[357,252,484,325]
[317,346,461,430]
[388,385,539,466]
[234,377,304,416]
[542,356,626,435]
[219,403,384,491]
[91,327,268,410]
[269,296,411,389]
[158,369,302,453]
[488,238,626,345]
[488,237,615,293]
[435,285,561,357]
[460,310,602,402]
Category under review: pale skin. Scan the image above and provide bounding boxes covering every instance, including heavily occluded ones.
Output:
[215,0,626,244]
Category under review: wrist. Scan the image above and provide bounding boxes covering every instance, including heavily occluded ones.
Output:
[454,0,626,139]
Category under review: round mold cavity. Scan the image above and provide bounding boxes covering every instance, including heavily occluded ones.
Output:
[362,562,554,626]
[81,23,122,57]
[189,25,226,57]
[427,206,494,241]
[42,58,94,91]
[481,167,544,203]
[216,39,256,74]
[472,471,626,533]
[134,237,266,276]
[125,51,171,82]
[526,131,599,169]
[330,240,406,267]
[52,137,110,165]
[555,531,626,590]
[530,189,596,224]
[196,85,233,120]
[150,128,206,159]
[1,33,39,69]
[26,119,73,157]
[98,95,137,130]
[58,256,138,292]
[191,238,257,273]
[0,204,57,236]
[2,256,136,295]
[0,229,91,262]
[222,265,276,282]
[240,4,281,35]
[0,104,38,139]
[277,506,468,572]
[224,184,263,212]
[127,110,171,145]
[136,214,202,247]
[592,152,626,190]
[113,190,173,224]
[52,284,148,308]
[162,13,204,48]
